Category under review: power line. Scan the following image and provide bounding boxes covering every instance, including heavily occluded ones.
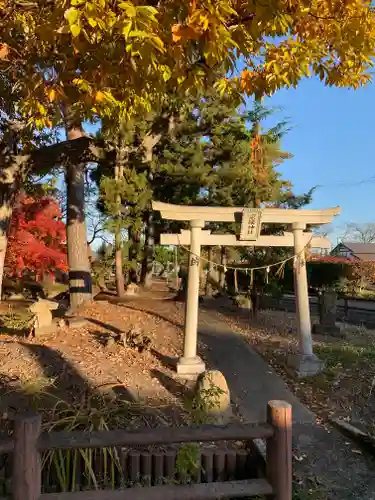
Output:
[314,175,375,190]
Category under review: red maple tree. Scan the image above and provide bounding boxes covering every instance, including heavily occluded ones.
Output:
[5,195,68,279]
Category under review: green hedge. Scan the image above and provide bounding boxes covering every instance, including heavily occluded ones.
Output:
[276,261,351,293]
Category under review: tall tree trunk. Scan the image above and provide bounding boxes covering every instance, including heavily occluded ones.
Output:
[114,164,125,297]
[64,109,92,311]
[128,227,140,283]
[140,211,154,289]
[0,205,11,301]
[174,246,179,290]
[0,241,6,301]
[115,227,124,296]
[205,247,214,296]
[219,247,227,290]
[139,131,160,290]
[0,124,24,301]
[205,188,214,296]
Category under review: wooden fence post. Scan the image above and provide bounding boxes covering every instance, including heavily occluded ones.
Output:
[344,298,349,319]
[266,400,292,500]
[13,412,42,500]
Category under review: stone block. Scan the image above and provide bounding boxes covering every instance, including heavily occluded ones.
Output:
[176,356,206,379]
[312,323,345,338]
[235,295,252,310]
[33,324,57,336]
[194,370,232,423]
[287,353,325,378]
[318,290,338,327]
[124,283,139,296]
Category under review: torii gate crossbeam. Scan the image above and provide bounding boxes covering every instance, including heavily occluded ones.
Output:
[153,201,341,379]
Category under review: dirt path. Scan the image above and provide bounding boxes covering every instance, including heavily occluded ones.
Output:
[197,307,375,500]
[204,301,375,432]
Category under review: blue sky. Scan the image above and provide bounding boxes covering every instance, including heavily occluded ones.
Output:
[260,77,375,243]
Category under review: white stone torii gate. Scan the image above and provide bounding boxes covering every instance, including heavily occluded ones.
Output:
[152,201,341,379]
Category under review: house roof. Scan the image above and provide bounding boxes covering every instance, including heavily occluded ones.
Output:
[309,255,351,264]
[341,242,375,260]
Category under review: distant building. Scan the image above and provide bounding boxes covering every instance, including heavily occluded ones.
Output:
[309,247,330,256]
[331,242,375,261]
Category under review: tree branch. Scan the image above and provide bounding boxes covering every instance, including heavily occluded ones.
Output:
[1,136,115,181]
[87,218,106,246]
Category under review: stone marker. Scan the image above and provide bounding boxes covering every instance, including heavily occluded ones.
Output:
[57,318,67,328]
[312,290,343,337]
[124,283,139,296]
[29,298,59,335]
[212,294,237,312]
[194,370,231,424]
[287,352,326,378]
[234,294,252,310]
[106,336,116,348]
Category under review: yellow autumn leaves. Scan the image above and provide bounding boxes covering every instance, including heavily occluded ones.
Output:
[0,0,375,132]
[0,43,9,60]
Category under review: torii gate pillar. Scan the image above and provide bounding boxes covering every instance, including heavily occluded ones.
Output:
[287,222,325,376]
[177,219,206,377]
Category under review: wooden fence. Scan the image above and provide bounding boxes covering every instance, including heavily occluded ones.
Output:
[261,294,375,327]
[1,400,292,500]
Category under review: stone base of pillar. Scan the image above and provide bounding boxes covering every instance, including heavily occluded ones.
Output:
[176,356,206,379]
[312,323,345,338]
[287,353,325,378]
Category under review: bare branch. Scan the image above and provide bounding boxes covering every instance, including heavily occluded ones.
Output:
[313,223,334,238]
[87,224,104,245]
[340,222,375,244]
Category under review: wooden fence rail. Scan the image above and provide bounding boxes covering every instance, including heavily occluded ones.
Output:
[6,400,292,500]
[261,294,375,327]
[37,422,274,451]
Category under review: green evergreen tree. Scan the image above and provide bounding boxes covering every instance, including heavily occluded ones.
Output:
[93,117,153,293]
[94,89,311,295]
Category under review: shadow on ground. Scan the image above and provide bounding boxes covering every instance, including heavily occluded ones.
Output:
[150,348,177,370]
[0,342,189,437]
[150,368,193,401]
[85,317,123,335]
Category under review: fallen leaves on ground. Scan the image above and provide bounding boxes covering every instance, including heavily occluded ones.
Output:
[0,294,187,424]
[216,307,375,434]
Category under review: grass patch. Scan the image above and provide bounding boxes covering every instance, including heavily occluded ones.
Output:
[298,330,375,395]
[314,342,375,370]
[0,305,33,334]
[293,486,327,500]
[307,370,337,391]
[7,377,218,493]
[341,323,373,338]
[7,380,172,492]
